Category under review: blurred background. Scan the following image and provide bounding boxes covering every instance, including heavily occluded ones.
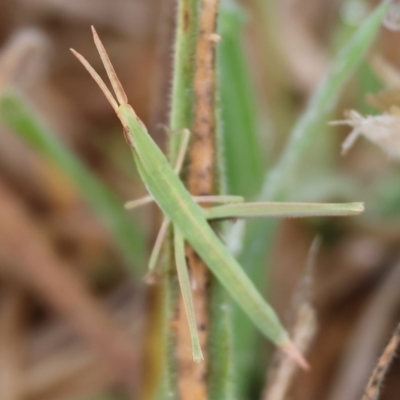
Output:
[0,0,400,399]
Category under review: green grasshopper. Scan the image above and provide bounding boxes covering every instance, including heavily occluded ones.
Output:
[71,27,363,367]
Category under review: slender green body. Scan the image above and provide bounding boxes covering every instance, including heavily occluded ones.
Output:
[70,29,362,362]
[119,105,289,345]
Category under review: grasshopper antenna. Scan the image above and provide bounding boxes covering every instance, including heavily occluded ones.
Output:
[70,48,119,113]
[91,26,128,106]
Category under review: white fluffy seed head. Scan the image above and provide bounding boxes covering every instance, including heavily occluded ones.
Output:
[331,109,400,159]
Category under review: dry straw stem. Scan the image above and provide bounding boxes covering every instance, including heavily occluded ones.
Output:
[263,238,319,400]
[176,0,220,398]
[328,260,400,400]
[361,323,400,400]
[264,305,316,400]
[0,182,138,393]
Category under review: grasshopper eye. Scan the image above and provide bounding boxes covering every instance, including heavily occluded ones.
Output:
[123,127,135,147]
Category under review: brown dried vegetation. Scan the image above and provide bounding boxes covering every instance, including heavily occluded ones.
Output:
[0,1,400,400]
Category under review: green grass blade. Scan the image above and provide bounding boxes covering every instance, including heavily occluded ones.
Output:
[173,226,204,363]
[261,2,389,202]
[0,90,146,271]
[232,2,389,397]
[168,1,199,162]
[205,202,364,220]
[218,0,265,198]
[218,1,273,396]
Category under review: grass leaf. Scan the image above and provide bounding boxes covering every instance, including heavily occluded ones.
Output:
[0,90,146,272]
[232,2,389,396]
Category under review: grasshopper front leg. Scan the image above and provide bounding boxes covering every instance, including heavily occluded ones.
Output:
[124,128,244,276]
